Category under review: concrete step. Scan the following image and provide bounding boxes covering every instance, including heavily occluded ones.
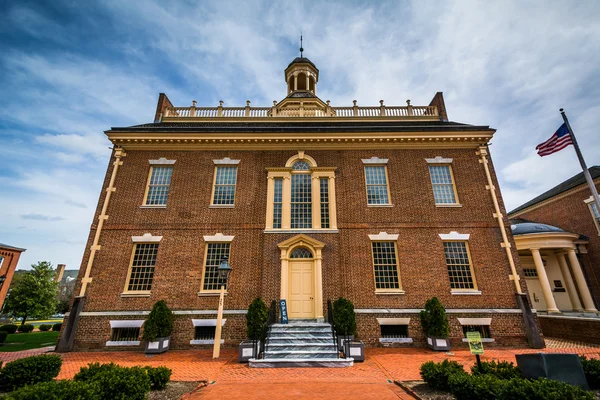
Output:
[266,337,334,344]
[266,344,338,352]
[269,328,332,334]
[265,350,340,359]
[249,358,353,368]
[271,322,330,328]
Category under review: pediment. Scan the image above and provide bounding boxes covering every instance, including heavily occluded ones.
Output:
[277,234,325,250]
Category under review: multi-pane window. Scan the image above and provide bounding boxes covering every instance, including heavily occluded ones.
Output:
[443,241,476,290]
[381,325,409,338]
[273,178,283,229]
[371,242,400,290]
[590,202,600,233]
[127,243,158,292]
[429,165,458,204]
[212,166,237,205]
[291,174,312,228]
[290,247,313,258]
[145,167,173,206]
[202,243,231,291]
[523,268,538,278]
[365,166,390,205]
[462,325,491,339]
[194,326,216,340]
[110,327,140,342]
[320,178,330,229]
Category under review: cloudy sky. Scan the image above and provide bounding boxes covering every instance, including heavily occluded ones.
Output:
[1,1,599,271]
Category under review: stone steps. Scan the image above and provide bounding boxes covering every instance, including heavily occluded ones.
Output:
[249,358,353,368]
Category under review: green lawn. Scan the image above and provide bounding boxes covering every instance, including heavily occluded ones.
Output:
[0,331,59,352]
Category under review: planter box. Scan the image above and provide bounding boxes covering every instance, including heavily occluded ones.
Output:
[337,335,354,351]
[238,340,261,362]
[344,341,364,362]
[145,336,170,354]
[516,353,588,389]
[426,336,450,351]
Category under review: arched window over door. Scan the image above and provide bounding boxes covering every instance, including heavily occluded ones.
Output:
[290,247,313,258]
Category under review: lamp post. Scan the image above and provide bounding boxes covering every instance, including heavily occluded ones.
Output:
[213,256,232,359]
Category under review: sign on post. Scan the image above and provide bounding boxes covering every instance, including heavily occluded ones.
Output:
[279,299,288,324]
[466,331,484,354]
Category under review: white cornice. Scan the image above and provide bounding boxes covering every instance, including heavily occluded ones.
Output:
[438,231,470,240]
[203,233,235,243]
[109,320,144,328]
[457,317,491,325]
[213,157,240,165]
[149,157,176,165]
[362,157,388,164]
[425,156,453,164]
[192,319,226,327]
[368,232,399,241]
[132,233,163,243]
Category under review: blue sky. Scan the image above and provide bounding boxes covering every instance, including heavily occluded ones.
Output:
[1,0,599,271]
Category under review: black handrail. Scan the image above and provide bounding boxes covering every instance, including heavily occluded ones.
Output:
[327,300,339,359]
[264,299,277,359]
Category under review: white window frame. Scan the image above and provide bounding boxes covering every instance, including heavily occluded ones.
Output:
[426,157,460,207]
[362,157,392,206]
[584,196,600,235]
[369,232,404,294]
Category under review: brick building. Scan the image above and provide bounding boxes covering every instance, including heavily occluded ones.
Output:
[0,243,26,311]
[59,56,542,353]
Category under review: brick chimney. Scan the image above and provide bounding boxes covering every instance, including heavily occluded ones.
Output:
[154,93,174,123]
[55,264,66,282]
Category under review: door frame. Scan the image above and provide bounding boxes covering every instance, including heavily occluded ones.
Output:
[278,234,325,320]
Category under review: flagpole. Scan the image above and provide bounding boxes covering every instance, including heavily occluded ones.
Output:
[560,108,600,212]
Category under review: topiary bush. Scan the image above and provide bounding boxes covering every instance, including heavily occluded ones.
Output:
[5,380,100,400]
[142,300,174,342]
[74,363,151,400]
[1,354,62,390]
[420,297,449,337]
[580,355,600,390]
[246,297,269,341]
[0,331,7,343]
[471,360,522,380]
[498,377,594,400]
[17,324,34,333]
[144,366,172,390]
[52,323,62,332]
[0,324,18,334]
[38,324,52,332]
[448,372,505,400]
[420,360,465,391]
[332,297,357,337]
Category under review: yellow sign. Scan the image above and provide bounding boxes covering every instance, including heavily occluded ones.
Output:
[466,331,484,355]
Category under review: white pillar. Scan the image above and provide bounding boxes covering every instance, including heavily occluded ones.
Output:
[315,250,324,320]
[294,75,298,91]
[556,251,583,311]
[567,249,598,312]
[305,75,310,91]
[531,248,560,313]
[311,176,321,229]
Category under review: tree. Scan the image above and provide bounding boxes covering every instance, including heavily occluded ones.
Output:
[4,261,59,325]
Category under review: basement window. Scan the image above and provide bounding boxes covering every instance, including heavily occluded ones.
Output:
[377,318,413,344]
[381,325,408,338]
[458,318,494,342]
[462,325,492,339]
[190,319,226,345]
[194,326,215,341]
[106,320,144,346]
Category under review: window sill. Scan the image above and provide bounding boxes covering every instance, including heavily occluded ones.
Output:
[375,290,406,295]
[106,341,141,346]
[379,337,413,344]
[367,204,394,207]
[190,339,224,345]
[451,290,482,295]
[462,338,495,343]
[435,204,462,208]
[263,229,339,234]
[197,292,228,297]
[120,292,151,298]
[209,204,235,208]
[139,205,167,209]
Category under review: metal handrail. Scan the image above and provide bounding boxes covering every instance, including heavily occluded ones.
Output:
[264,299,277,359]
[327,300,339,359]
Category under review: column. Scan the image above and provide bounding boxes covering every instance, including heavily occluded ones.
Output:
[305,75,310,91]
[314,81,317,95]
[265,176,275,230]
[314,250,324,319]
[311,176,321,229]
[556,251,583,311]
[328,176,337,229]
[282,176,291,229]
[531,248,560,313]
[567,249,598,312]
[293,75,298,91]
[280,251,288,302]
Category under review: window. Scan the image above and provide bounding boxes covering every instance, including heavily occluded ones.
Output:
[523,268,538,277]
[125,243,158,292]
[589,202,600,234]
[194,326,216,340]
[291,172,312,228]
[273,179,283,228]
[371,241,401,290]
[444,241,476,290]
[320,178,330,228]
[212,166,237,205]
[110,327,140,342]
[290,247,312,258]
[462,325,491,339]
[381,325,408,338]
[429,165,458,204]
[144,167,173,206]
[365,166,390,205]
[202,243,231,291]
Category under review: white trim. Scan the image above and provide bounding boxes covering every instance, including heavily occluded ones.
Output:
[377,318,410,325]
[379,338,413,344]
[203,232,235,243]
[131,233,163,243]
[368,231,399,241]
[361,157,388,164]
[149,158,176,165]
[457,317,491,326]
[425,156,453,164]
[106,341,141,346]
[462,338,495,343]
[584,196,595,204]
[451,290,482,295]
[190,339,224,345]
[213,157,240,165]
[355,308,524,314]
[109,320,144,328]
[438,231,470,240]
[192,318,226,327]
[79,310,247,316]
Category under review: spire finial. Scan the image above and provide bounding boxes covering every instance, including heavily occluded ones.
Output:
[299,32,304,57]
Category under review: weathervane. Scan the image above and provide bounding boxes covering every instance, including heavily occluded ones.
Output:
[300,32,304,57]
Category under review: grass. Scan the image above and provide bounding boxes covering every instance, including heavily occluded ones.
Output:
[11,319,63,327]
[0,331,59,352]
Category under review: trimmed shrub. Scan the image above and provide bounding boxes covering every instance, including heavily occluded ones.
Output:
[0,331,7,343]
[420,297,449,337]
[420,360,465,391]
[580,355,600,390]
[38,324,52,332]
[0,324,18,334]
[52,323,62,332]
[246,297,269,341]
[75,363,151,400]
[471,360,522,380]
[142,300,174,342]
[6,380,100,400]
[1,354,62,390]
[17,324,34,333]
[499,377,594,400]
[448,372,505,400]
[332,297,357,337]
[144,366,172,390]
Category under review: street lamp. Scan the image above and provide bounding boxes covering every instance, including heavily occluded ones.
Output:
[213,256,232,358]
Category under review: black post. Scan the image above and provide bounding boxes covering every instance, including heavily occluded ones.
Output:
[476,354,482,372]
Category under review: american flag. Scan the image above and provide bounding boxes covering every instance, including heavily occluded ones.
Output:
[536,123,574,157]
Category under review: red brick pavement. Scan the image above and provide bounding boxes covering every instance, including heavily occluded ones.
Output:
[0,346,54,363]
